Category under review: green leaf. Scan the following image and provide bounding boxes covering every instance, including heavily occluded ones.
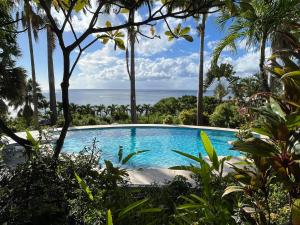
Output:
[182,35,193,42]
[232,138,277,157]
[172,150,201,163]
[107,209,113,225]
[139,208,162,213]
[26,130,39,150]
[292,199,300,225]
[119,198,149,218]
[168,36,174,41]
[200,131,219,170]
[286,114,300,129]
[281,70,300,80]
[270,97,286,119]
[74,172,94,201]
[102,38,109,44]
[120,8,129,13]
[164,31,172,36]
[222,186,245,197]
[122,150,149,164]
[74,0,88,12]
[115,31,125,38]
[115,38,125,50]
[177,203,201,210]
[106,21,112,27]
[179,27,190,35]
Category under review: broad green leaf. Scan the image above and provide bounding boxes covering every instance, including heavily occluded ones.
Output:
[168,36,174,41]
[180,27,190,35]
[74,0,88,12]
[172,150,201,163]
[115,38,125,50]
[182,35,193,42]
[107,209,113,225]
[200,131,219,170]
[119,198,149,218]
[232,138,277,157]
[74,172,94,201]
[120,8,129,13]
[115,32,125,38]
[222,186,245,197]
[106,21,112,27]
[26,130,39,151]
[169,165,202,174]
[292,199,300,225]
[102,38,109,44]
[282,70,300,80]
[122,150,149,164]
[165,31,172,36]
[189,194,207,205]
[270,97,286,119]
[286,114,300,129]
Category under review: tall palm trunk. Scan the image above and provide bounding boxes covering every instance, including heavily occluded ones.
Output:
[27,20,39,128]
[259,33,270,92]
[129,12,137,123]
[47,25,57,125]
[197,14,206,126]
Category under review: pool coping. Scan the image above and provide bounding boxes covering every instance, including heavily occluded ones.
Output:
[4,124,242,185]
[7,124,238,145]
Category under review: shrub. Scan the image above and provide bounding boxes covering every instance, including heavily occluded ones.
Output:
[179,108,197,125]
[163,115,174,124]
[209,102,242,128]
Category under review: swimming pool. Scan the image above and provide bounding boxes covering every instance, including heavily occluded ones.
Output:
[62,126,239,168]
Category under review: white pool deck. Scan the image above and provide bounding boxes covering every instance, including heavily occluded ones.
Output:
[3,124,243,185]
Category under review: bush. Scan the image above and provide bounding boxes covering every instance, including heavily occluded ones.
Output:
[179,108,197,125]
[209,102,242,128]
[163,115,174,124]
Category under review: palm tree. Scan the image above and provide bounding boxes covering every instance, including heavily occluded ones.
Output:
[95,104,106,117]
[21,0,43,128]
[213,0,300,92]
[136,104,144,116]
[127,9,138,124]
[204,63,237,90]
[0,1,27,116]
[46,10,57,125]
[121,1,154,124]
[107,104,117,119]
[214,82,228,103]
[196,14,207,126]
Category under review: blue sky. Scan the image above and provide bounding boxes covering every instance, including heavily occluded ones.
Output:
[16,2,268,91]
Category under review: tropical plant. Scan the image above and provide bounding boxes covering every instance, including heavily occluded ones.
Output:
[170,131,235,224]
[0,1,27,116]
[213,0,300,92]
[214,82,228,102]
[178,108,197,125]
[18,0,44,128]
[196,14,207,126]
[209,102,242,128]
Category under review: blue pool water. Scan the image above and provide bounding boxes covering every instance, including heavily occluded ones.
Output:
[62,127,239,168]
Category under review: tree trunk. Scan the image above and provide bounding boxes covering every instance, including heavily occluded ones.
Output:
[129,12,137,124]
[47,25,58,125]
[27,20,39,129]
[52,51,71,160]
[259,33,270,92]
[197,15,206,126]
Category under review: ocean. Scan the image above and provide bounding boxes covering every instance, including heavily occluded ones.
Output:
[43,89,215,105]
